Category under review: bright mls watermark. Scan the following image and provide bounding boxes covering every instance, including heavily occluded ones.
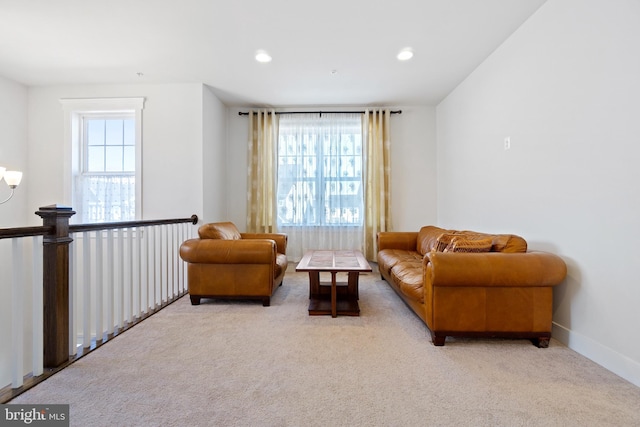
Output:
[0,405,69,426]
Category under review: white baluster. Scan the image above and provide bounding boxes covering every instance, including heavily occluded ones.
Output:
[82,231,91,349]
[32,235,43,377]
[117,228,124,330]
[106,229,114,336]
[11,238,24,388]
[127,227,134,323]
[148,225,155,310]
[158,225,165,304]
[69,238,76,356]
[178,223,184,293]
[95,230,103,343]
[131,227,142,318]
[145,226,150,311]
[170,224,176,298]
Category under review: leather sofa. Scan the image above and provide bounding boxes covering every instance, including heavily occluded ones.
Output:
[377,226,567,347]
[179,222,287,306]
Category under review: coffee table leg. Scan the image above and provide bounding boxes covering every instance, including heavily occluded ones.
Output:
[309,271,320,299]
[348,272,359,300]
[331,271,337,318]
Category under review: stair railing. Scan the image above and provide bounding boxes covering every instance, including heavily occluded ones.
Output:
[0,205,198,403]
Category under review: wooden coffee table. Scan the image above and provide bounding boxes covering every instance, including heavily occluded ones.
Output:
[296,250,372,317]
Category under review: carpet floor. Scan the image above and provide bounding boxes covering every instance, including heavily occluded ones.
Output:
[9,264,640,426]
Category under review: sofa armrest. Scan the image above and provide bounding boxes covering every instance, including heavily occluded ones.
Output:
[377,232,418,251]
[180,239,276,264]
[424,251,567,287]
[241,233,287,255]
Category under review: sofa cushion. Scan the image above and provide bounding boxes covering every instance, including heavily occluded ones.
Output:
[492,234,527,253]
[412,226,528,255]
[453,231,528,253]
[416,226,450,255]
[198,222,242,240]
[446,236,493,253]
[434,233,459,252]
[377,249,422,276]
[275,253,288,279]
[391,262,424,303]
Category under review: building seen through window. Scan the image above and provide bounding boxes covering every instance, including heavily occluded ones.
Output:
[276,113,363,227]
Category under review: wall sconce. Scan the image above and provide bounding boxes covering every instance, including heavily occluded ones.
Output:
[0,166,23,205]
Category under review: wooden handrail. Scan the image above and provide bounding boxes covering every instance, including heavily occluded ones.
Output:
[0,226,53,239]
[69,214,198,233]
[0,215,198,239]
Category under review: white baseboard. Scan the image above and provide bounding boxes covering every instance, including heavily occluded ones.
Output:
[552,322,640,388]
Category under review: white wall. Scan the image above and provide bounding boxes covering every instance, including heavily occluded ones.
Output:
[226,107,249,228]
[26,83,207,224]
[437,0,640,386]
[202,85,228,222]
[389,105,437,231]
[225,105,437,232]
[0,75,28,226]
[0,75,30,389]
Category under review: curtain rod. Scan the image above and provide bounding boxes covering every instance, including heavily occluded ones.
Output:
[238,110,402,116]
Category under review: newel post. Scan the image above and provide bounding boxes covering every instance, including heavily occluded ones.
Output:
[35,204,76,368]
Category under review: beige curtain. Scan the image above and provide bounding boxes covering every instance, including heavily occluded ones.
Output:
[363,109,392,260]
[246,109,278,233]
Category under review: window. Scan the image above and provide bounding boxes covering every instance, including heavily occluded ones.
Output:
[80,114,136,222]
[276,113,363,227]
[61,97,144,223]
[85,115,135,173]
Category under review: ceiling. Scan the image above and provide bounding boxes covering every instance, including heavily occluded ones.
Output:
[0,0,546,107]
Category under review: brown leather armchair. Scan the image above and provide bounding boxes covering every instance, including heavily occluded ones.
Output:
[179,222,287,306]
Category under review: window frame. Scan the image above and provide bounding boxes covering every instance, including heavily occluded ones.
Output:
[61,97,144,223]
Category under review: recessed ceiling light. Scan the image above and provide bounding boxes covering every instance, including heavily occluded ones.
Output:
[397,48,414,61]
[255,50,272,63]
